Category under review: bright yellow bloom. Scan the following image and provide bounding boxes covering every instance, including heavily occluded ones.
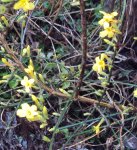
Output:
[133,89,137,97]
[21,76,34,93]
[98,11,118,28]
[99,26,121,38]
[16,103,40,122]
[92,54,108,74]
[14,0,35,12]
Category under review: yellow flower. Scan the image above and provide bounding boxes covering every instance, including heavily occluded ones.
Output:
[21,76,34,93]
[100,53,108,60]
[16,103,40,122]
[134,89,137,97]
[98,11,118,28]
[14,0,35,12]
[92,55,108,74]
[99,26,121,38]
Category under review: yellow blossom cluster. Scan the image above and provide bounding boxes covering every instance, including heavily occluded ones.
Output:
[1,43,49,140]
[98,11,121,39]
[92,53,112,87]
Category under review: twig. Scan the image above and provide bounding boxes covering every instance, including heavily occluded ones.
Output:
[47,0,63,37]
[75,0,87,98]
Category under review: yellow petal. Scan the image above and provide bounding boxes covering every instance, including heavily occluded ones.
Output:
[24,76,28,81]
[29,79,34,84]
[99,11,107,15]
[101,53,108,60]
[21,76,28,86]
[95,56,100,63]
[21,103,30,110]
[107,30,114,38]
[16,109,26,117]
[31,105,37,111]
[23,2,34,11]
[25,86,30,93]
[14,1,24,10]
[92,64,99,72]
[103,22,109,28]
[111,12,118,17]
[98,19,104,26]
[99,30,108,38]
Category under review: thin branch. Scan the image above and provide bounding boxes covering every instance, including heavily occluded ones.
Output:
[47,0,63,37]
[75,0,87,98]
